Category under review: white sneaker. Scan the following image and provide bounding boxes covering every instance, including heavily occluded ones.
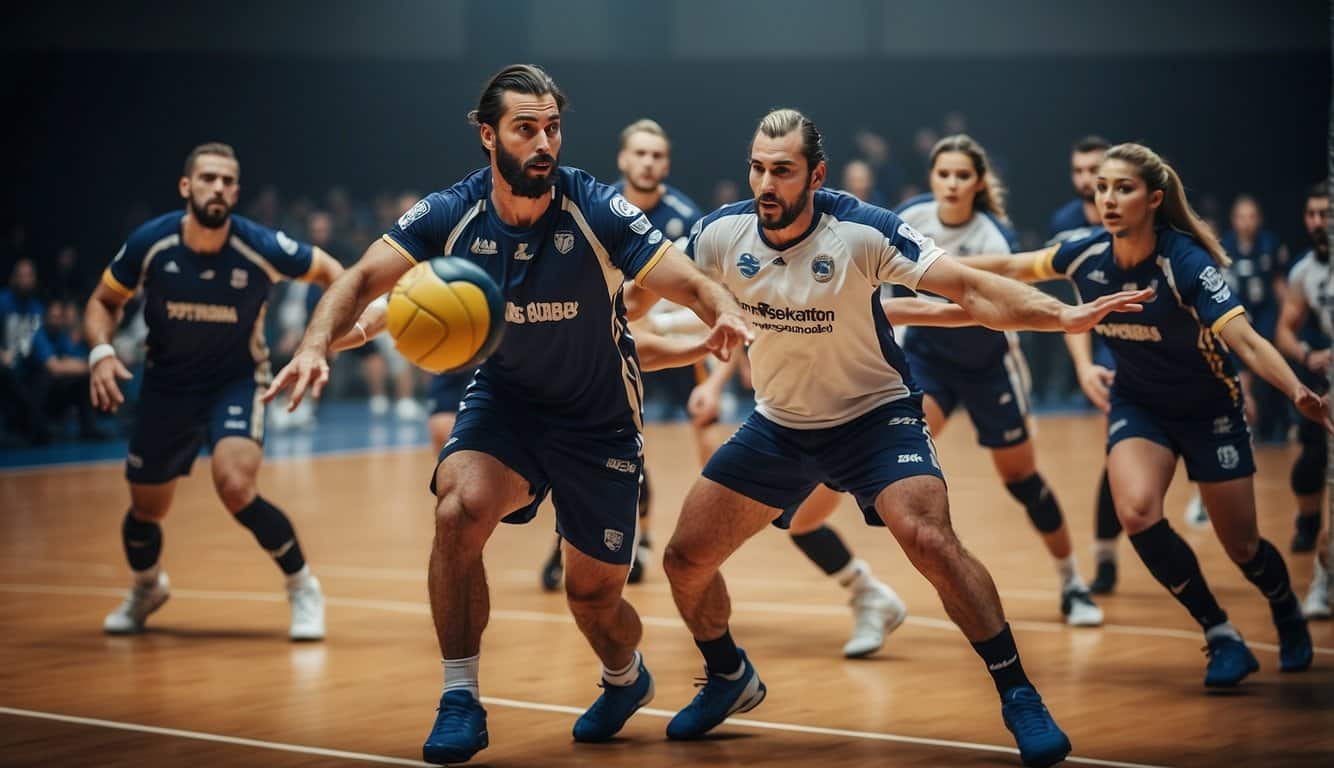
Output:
[394,397,425,421]
[288,576,326,641]
[103,571,170,634]
[842,583,907,658]
[369,395,390,416]
[1303,560,1331,620]
[1184,493,1210,529]
[1062,587,1104,627]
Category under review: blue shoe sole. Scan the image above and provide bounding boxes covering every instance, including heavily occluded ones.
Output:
[572,676,655,742]
[1204,656,1259,688]
[423,730,488,765]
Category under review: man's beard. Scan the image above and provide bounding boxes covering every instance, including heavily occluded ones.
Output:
[1313,227,1329,263]
[496,141,558,199]
[756,189,809,231]
[189,196,231,229]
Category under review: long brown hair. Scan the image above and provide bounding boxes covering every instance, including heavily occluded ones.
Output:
[1103,143,1228,267]
[928,134,1008,223]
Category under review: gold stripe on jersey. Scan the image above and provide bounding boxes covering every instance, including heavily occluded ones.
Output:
[101,268,135,299]
[633,240,673,286]
[1210,305,1246,336]
[1031,245,1061,280]
[381,234,418,266]
[1198,325,1241,405]
[297,247,327,283]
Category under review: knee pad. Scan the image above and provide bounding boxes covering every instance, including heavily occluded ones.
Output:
[1006,473,1063,533]
[1291,440,1327,496]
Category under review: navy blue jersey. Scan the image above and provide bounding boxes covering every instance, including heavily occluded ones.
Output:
[101,213,315,392]
[895,194,1020,368]
[1035,227,1245,416]
[1047,199,1098,245]
[1220,229,1287,322]
[383,166,670,432]
[612,182,702,246]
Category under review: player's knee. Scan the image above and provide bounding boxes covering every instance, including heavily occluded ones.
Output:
[214,473,256,513]
[564,576,619,613]
[1114,495,1159,535]
[1222,535,1259,565]
[433,486,490,534]
[1005,473,1063,533]
[662,539,713,583]
[1291,441,1326,496]
[897,513,958,565]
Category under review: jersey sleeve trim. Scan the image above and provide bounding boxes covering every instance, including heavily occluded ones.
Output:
[1032,245,1061,280]
[296,247,325,282]
[381,235,419,266]
[101,268,135,299]
[633,240,673,286]
[1210,305,1247,335]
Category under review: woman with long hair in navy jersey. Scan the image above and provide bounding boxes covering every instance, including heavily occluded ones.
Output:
[970,143,1325,688]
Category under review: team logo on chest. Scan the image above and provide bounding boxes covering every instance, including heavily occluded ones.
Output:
[737,253,760,279]
[811,254,835,283]
[554,230,575,254]
[231,268,248,289]
[513,242,533,261]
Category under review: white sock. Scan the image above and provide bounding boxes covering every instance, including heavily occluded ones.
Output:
[1204,622,1242,644]
[285,564,314,591]
[443,654,480,700]
[1056,555,1085,591]
[133,565,160,586]
[1093,539,1117,565]
[602,650,642,687]
[836,558,874,594]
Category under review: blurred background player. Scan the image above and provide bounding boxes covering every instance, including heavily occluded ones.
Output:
[895,135,1102,626]
[86,142,343,640]
[1274,182,1332,615]
[973,143,1320,687]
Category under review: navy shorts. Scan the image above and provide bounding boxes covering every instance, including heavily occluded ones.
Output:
[702,398,945,528]
[907,350,1031,448]
[431,399,643,566]
[126,377,265,484]
[1106,395,1254,483]
[427,372,474,415]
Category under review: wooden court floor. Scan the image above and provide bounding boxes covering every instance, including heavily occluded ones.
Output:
[2,414,1332,767]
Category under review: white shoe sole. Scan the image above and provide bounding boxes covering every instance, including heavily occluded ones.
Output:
[103,591,170,635]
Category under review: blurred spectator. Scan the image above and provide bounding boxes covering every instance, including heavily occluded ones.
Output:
[711,179,740,209]
[247,184,282,229]
[43,246,90,304]
[0,224,28,286]
[23,301,105,441]
[943,111,969,136]
[852,129,903,202]
[2,258,43,366]
[840,159,884,205]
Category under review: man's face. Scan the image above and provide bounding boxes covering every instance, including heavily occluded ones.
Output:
[179,154,239,228]
[749,130,823,231]
[486,91,561,199]
[307,213,332,247]
[841,161,873,201]
[11,259,35,296]
[1071,149,1105,202]
[617,131,670,194]
[1230,199,1261,240]
[1306,195,1329,255]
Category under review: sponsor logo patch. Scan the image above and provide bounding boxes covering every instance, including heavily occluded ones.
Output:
[611,194,643,219]
[1200,266,1226,292]
[398,199,430,230]
[554,231,575,254]
[276,231,300,256]
[811,254,834,283]
[470,237,498,255]
[896,222,926,247]
[738,253,760,279]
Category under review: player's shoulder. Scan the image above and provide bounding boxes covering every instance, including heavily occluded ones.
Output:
[696,198,756,236]
[435,168,492,207]
[661,184,702,219]
[226,213,285,249]
[126,212,182,248]
[1160,228,1213,265]
[819,188,906,242]
[1288,250,1317,279]
[976,209,1019,247]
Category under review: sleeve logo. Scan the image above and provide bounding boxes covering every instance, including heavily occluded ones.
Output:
[611,194,643,219]
[398,198,431,230]
[276,231,300,256]
[629,215,652,235]
[1199,266,1225,292]
[896,222,926,248]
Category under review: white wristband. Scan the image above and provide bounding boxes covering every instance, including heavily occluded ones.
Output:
[89,343,117,368]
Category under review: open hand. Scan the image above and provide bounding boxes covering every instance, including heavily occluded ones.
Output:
[89,355,134,413]
[1059,288,1154,334]
[263,346,330,411]
[1076,364,1116,413]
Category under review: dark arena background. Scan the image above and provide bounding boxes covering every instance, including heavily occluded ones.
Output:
[2,2,1332,767]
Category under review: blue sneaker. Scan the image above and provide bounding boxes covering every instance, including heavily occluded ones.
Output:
[1203,635,1259,688]
[1276,615,1313,672]
[1001,686,1071,768]
[666,648,766,740]
[572,658,655,742]
[423,690,488,764]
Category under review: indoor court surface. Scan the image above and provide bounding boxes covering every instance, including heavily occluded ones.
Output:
[2,414,1332,768]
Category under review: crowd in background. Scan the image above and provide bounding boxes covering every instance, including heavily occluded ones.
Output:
[0,112,1321,448]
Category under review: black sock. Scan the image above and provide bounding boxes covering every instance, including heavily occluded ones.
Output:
[639,531,653,550]
[1129,519,1227,630]
[234,496,306,575]
[1095,468,1122,540]
[1240,538,1301,621]
[790,525,854,575]
[1295,512,1321,541]
[122,510,162,572]
[695,628,742,676]
[970,623,1032,697]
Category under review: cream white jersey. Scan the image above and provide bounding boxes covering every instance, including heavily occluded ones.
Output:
[687,188,945,429]
[1288,250,1334,339]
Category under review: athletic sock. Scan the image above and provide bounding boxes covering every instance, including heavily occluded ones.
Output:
[1129,519,1228,630]
[835,558,875,594]
[443,654,480,700]
[233,496,307,575]
[1239,538,1301,622]
[791,525,854,576]
[1093,539,1117,565]
[970,623,1032,697]
[1095,468,1122,540]
[695,629,743,678]
[1056,555,1086,592]
[602,650,642,687]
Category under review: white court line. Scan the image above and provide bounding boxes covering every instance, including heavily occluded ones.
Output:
[0,700,1173,768]
[2,582,1329,658]
[0,441,430,476]
[0,706,429,766]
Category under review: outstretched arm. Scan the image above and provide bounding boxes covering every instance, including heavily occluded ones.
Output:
[881,296,978,327]
[915,254,1153,334]
[1220,313,1332,432]
[630,321,712,372]
[638,245,752,361]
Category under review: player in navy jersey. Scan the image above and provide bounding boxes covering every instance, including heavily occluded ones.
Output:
[537,118,708,590]
[971,143,1324,688]
[893,135,1101,626]
[1048,136,1109,244]
[661,109,1150,767]
[265,66,748,764]
[1274,182,1332,615]
[84,142,344,641]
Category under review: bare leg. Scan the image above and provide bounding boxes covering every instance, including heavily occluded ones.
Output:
[563,543,639,670]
